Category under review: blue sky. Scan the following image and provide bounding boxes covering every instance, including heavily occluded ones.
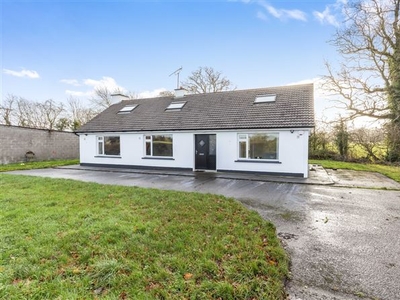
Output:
[1,0,346,119]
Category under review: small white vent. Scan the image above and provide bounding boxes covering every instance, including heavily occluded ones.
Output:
[118,104,138,114]
[166,101,186,111]
[254,94,276,103]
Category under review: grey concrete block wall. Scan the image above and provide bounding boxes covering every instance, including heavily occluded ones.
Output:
[0,125,79,164]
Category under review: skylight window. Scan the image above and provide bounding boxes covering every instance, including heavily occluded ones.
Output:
[254,94,276,104]
[118,104,138,114]
[166,101,186,111]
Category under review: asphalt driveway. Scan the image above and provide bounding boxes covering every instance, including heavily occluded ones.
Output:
[5,166,400,300]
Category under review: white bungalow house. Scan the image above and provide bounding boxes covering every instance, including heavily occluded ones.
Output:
[75,84,314,178]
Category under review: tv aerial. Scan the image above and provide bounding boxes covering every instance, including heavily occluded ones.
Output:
[169,67,182,89]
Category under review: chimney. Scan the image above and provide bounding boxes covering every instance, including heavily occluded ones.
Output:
[111,93,130,102]
[174,88,186,98]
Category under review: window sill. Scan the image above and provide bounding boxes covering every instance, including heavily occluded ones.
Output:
[142,156,175,160]
[94,155,121,158]
[235,159,281,164]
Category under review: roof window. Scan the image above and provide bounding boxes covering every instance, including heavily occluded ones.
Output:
[254,94,276,104]
[166,101,186,111]
[118,104,138,114]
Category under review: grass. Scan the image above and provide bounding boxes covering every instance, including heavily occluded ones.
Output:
[0,174,288,299]
[0,159,79,172]
[309,159,400,183]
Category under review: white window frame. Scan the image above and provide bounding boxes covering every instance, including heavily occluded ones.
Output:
[144,134,173,157]
[118,104,138,114]
[254,94,276,103]
[166,101,186,110]
[238,133,279,160]
[96,135,121,156]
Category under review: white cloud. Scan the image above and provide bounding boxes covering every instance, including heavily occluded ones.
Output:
[256,11,268,21]
[264,4,280,18]
[235,0,350,25]
[313,0,346,26]
[262,3,307,21]
[313,7,339,26]
[64,76,127,98]
[83,76,126,92]
[3,68,40,79]
[237,0,307,22]
[138,88,167,99]
[65,90,92,97]
[60,79,81,86]
[284,9,307,22]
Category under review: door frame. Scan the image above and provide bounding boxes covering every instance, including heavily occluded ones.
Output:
[194,134,217,171]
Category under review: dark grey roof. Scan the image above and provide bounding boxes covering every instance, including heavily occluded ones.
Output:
[76,84,314,133]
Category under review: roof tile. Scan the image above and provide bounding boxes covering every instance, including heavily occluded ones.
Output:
[76,84,315,133]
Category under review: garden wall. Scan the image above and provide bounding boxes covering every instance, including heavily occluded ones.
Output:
[0,125,79,164]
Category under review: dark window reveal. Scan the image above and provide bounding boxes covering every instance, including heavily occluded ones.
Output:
[145,135,173,157]
[97,136,120,156]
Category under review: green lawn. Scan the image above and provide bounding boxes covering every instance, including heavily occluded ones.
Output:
[0,159,79,172]
[309,159,400,183]
[0,175,288,299]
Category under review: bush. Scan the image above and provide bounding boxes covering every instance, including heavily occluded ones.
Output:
[309,149,338,160]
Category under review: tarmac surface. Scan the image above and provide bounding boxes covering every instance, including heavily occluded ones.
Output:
[5,165,400,300]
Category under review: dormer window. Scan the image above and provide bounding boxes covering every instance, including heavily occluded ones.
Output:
[254,94,276,104]
[118,104,138,114]
[166,101,186,111]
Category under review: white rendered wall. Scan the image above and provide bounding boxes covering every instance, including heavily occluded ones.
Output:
[79,129,310,177]
[79,132,194,169]
[215,130,310,177]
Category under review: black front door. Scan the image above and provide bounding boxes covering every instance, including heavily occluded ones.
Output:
[195,134,216,170]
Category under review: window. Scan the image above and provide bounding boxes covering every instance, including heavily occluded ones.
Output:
[238,133,278,160]
[166,101,186,111]
[118,104,137,114]
[97,136,120,156]
[254,94,276,103]
[145,135,173,157]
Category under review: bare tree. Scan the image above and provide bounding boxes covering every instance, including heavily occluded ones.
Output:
[324,0,400,120]
[182,66,234,94]
[309,120,332,155]
[15,97,35,127]
[39,99,65,130]
[1,94,98,131]
[89,86,117,110]
[90,86,137,109]
[0,94,17,125]
[350,127,385,161]
[323,0,400,160]
[158,90,174,97]
[67,96,97,130]
[12,97,64,130]
[56,118,71,131]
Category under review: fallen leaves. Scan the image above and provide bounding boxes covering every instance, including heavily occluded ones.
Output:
[268,260,277,266]
[12,278,31,286]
